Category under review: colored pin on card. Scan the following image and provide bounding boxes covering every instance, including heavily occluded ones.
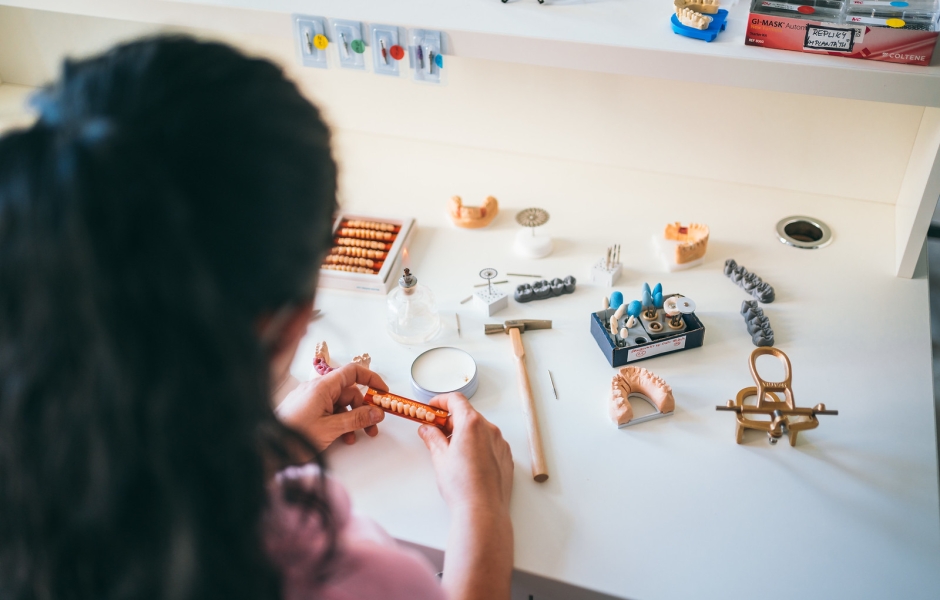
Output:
[313,34,329,50]
[671,9,728,42]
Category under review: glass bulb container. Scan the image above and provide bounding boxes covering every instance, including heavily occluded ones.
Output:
[387,268,441,344]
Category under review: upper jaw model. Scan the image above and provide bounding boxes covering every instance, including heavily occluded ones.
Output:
[449,195,499,229]
[313,340,371,376]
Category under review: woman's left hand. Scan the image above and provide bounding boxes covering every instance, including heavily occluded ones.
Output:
[276,363,388,450]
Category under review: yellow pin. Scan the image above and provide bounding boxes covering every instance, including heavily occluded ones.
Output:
[313,34,329,50]
[885,18,906,28]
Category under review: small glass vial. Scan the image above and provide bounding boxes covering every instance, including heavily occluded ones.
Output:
[386,268,441,344]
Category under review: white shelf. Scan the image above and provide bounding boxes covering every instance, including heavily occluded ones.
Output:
[2,0,938,106]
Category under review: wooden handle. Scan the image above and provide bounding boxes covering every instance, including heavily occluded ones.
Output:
[508,327,549,482]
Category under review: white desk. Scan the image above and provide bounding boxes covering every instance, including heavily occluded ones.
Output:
[291,131,940,600]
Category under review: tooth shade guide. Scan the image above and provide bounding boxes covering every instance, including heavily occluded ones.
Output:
[364,388,450,431]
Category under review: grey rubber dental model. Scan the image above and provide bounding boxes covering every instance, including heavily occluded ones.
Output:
[741,300,774,346]
[515,276,576,303]
[724,259,775,303]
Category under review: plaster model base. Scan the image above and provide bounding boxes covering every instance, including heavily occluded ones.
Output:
[514,229,553,259]
[591,260,623,286]
[449,195,499,229]
[474,288,509,316]
[653,236,704,272]
[609,366,676,428]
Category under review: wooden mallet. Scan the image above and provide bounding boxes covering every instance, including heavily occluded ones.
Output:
[485,319,552,482]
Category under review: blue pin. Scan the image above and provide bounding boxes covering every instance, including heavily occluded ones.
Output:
[889,1,909,6]
[627,300,642,318]
[652,283,662,297]
[642,289,653,308]
[609,291,624,310]
[654,292,664,308]
[642,282,651,298]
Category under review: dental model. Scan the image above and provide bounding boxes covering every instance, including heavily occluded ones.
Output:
[675,0,720,14]
[344,220,396,232]
[364,388,450,432]
[664,222,709,264]
[514,276,577,303]
[741,300,774,347]
[449,195,499,229]
[609,366,676,427]
[335,238,390,251]
[724,259,775,303]
[676,6,713,29]
[339,227,394,241]
[331,246,387,259]
[324,255,380,268]
[313,341,371,376]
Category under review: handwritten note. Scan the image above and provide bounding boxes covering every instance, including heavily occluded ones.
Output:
[627,335,687,362]
[804,25,855,52]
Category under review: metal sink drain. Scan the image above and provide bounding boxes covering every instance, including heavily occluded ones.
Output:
[776,216,832,249]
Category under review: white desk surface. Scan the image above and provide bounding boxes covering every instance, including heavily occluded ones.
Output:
[291,131,940,600]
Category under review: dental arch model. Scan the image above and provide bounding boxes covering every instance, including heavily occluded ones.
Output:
[676,6,712,29]
[674,0,719,14]
[313,340,371,376]
[664,222,709,265]
[724,259,775,303]
[449,195,499,229]
[609,366,676,427]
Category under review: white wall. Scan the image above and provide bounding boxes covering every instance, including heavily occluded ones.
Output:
[0,5,926,205]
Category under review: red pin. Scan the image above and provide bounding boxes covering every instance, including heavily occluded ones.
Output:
[797,5,815,13]
[389,44,405,60]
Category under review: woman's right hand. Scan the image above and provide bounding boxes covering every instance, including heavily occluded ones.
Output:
[417,393,513,518]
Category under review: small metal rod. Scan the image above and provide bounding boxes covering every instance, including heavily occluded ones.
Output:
[460,295,472,304]
[474,280,508,287]
[548,370,558,399]
[456,313,461,337]
[507,273,541,278]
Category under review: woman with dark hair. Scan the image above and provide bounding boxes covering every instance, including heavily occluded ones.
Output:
[0,36,514,600]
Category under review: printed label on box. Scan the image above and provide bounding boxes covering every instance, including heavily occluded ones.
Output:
[627,336,687,362]
[804,25,855,51]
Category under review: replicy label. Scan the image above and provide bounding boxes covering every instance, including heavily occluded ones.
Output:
[803,24,855,51]
[627,336,687,362]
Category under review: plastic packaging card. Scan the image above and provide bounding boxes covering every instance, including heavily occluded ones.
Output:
[294,15,329,69]
[410,29,443,84]
[370,24,405,77]
[330,19,367,70]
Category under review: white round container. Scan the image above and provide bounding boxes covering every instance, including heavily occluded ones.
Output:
[410,347,479,402]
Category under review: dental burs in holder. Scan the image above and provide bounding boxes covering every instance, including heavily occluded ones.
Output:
[410,29,444,84]
[513,208,553,259]
[370,24,406,77]
[330,19,367,70]
[592,244,622,287]
[474,268,509,317]
[387,268,441,345]
[293,15,329,69]
[716,347,838,446]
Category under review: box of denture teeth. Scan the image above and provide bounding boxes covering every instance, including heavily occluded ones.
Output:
[318,214,416,294]
[590,288,705,368]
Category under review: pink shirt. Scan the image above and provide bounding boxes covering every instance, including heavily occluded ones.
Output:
[265,464,447,600]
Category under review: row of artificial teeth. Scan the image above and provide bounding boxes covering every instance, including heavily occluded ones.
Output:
[374,395,437,422]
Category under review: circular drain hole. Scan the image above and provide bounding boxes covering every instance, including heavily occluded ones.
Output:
[634,337,647,344]
[776,216,832,249]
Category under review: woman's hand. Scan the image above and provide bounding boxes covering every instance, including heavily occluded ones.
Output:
[417,393,515,600]
[276,363,388,450]
[418,393,514,516]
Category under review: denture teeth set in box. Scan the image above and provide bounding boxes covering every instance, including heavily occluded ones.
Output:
[318,214,415,294]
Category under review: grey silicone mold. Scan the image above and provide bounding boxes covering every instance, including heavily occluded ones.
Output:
[724,259,775,303]
[515,276,576,303]
[741,300,774,347]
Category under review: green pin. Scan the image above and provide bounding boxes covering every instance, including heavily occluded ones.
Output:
[350,39,365,54]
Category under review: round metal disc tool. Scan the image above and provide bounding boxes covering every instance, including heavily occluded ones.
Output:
[515,208,550,229]
[675,296,696,314]
[479,268,498,281]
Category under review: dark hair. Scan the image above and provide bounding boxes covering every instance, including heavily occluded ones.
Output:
[0,36,338,599]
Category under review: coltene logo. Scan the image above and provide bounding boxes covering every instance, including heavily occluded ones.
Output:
[883,52,925,61]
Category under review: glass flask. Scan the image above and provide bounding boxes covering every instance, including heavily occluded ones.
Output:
[386,268,441,344]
